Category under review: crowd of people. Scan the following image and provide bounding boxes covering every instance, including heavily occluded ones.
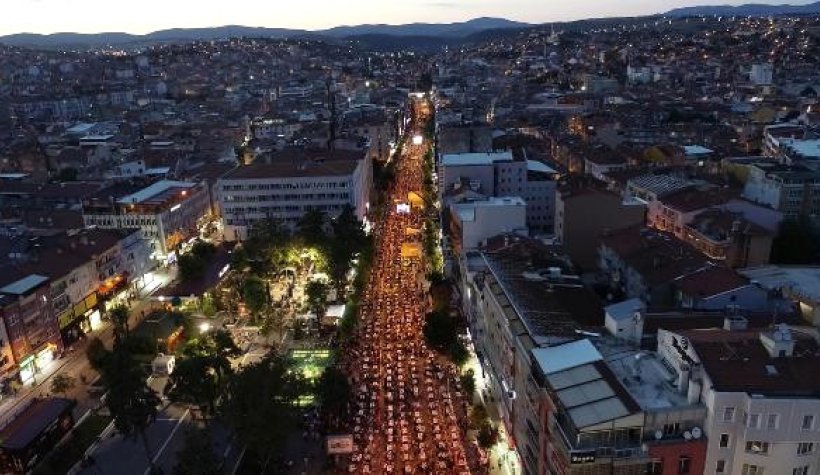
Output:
[340,101,475,474]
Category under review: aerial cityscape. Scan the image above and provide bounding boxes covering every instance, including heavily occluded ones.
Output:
[1,1,820,474]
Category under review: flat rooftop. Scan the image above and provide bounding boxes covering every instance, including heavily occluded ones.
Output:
[595,338,692,410]
[117,180,197,205]
[739,266,820,304]
[534,340,641,429]
[481,237,604,342]
[440,151,513,167]
[0,274,49,296]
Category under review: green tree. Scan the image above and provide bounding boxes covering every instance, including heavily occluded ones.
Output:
[316,366,351,416]
[460,369,475,400]
[98,345,161,471]
[173,430,222,475]
[448,340,469,367]
[476,423,499,449]
[178,253,206,281]
[220,355,304,472]
[50,374,76,397]
[423,310,457,351]
[305,280,329,318]
[297,208,327,246]
[109,305,130,343]
[182,330,241,388]
[86,337,109,371]
[166,357,219,423]
[241,276,268,316]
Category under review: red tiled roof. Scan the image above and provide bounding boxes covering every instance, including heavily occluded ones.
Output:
[676,266,749,298]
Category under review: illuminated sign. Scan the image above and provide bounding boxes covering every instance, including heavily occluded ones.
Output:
[326,434,354,454]
[570,450,596,464]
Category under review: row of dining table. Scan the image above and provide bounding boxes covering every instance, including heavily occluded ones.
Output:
[339,104,475,474]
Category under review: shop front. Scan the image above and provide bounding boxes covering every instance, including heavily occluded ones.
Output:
[17,343,58,386]
[58,293,102,345]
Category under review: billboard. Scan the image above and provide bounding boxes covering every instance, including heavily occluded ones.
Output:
[326,434,354,454]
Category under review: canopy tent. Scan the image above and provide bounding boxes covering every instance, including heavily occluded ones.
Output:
[401,242,422,259]
[407,191,424,209]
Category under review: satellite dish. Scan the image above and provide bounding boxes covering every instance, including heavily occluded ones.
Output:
[655,430,663,440]
[683,431,693,440]
[691,427,702,439]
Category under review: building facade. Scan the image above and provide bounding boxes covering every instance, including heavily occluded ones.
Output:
[217,149,371,241]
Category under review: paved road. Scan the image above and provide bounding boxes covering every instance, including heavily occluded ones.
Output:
[77,404,192,475]
[340,99,477,474]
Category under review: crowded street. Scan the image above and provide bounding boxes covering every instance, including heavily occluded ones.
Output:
[341,99,476,475]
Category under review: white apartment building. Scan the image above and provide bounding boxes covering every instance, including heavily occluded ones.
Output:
[439,151,557,234]
[660,323,820,475]
[742,162,820,219]
[217,149,371,241]
[82,180,211,261]
[449,197,527,250]
[458,236,604,475]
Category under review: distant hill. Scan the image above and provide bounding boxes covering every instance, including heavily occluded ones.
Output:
[324,17,529,38]
[666,1,820,17]
[0,17,530,50]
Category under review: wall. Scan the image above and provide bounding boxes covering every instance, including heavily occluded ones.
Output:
[558,188,645,271]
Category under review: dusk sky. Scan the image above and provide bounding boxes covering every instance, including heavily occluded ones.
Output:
[1,0,814,35]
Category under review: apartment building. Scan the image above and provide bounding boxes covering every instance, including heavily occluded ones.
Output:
[742,162,820,219]
[537,338,708,475]
[555,181,645,271]
[661,324,820,475]
[449,197,527,252]
[458,236,709,475]
[217,149,371,241]
[0,274,62,386]
[438,151,558,234]
[458,236,604,475]
[82,180,211,261]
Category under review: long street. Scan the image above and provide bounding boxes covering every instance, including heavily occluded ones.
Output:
[343,99,475,474]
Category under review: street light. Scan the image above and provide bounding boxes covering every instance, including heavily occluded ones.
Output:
[199,322,211,333]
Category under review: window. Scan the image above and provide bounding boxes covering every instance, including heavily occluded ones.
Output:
[742,464,764,475]
[745,441,770,454]
[802,415,815,431]
[664,422,681,435]
[747,413,761,428]
[678,456,691,474]
[723,407,736,422]
[647,460,663,475]
[797,442,814,455]
[719,433,730,448]
[766,414,779,430]
[793,467,809,475]
[716,460,726,473]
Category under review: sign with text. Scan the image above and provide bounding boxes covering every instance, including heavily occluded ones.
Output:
[326,434,354,454]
